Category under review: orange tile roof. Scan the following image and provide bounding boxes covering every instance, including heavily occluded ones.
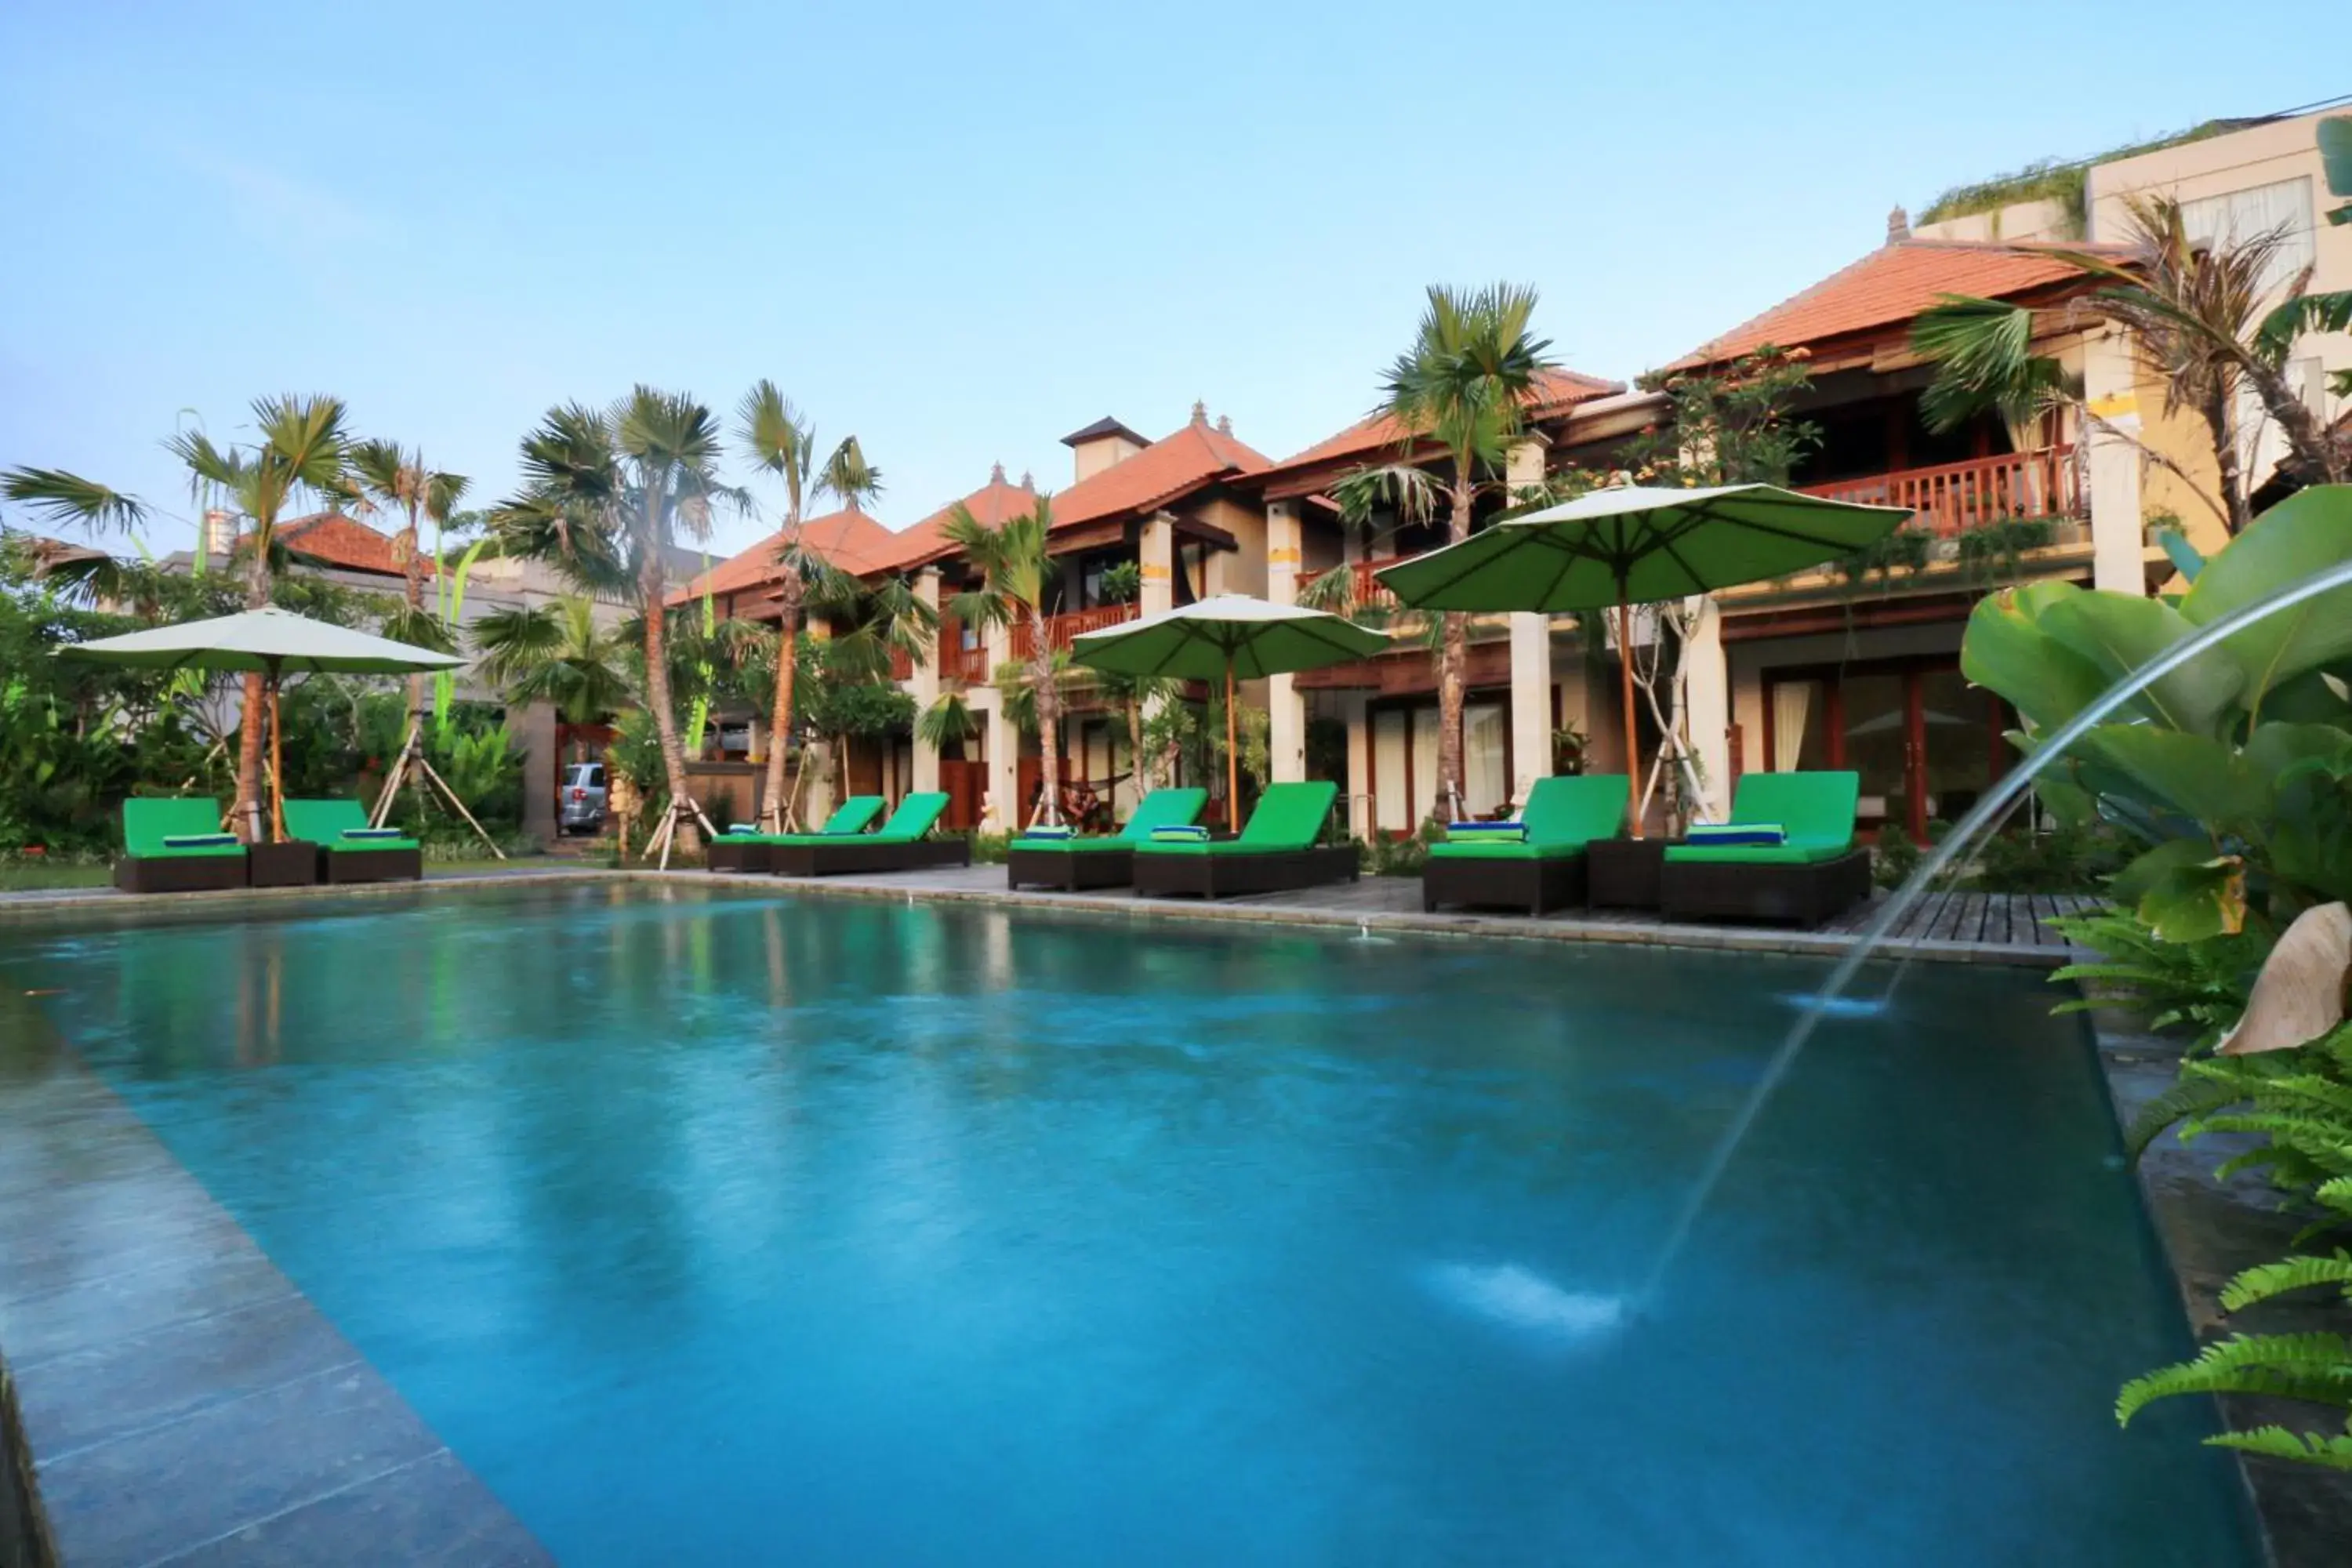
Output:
[668,505,899,606]
[873,411,1269,573]
[867,467,1043,576]
[1252,367,1621,485]
[1667,240,2114,372]
[279,514,430,578]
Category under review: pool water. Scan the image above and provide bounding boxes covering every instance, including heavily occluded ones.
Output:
[9,884,2256,1564]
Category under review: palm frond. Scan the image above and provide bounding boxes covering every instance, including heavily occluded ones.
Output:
[2116,1331,2352,1425]
[2220,1252,2352,1312]
[0,467,150,534]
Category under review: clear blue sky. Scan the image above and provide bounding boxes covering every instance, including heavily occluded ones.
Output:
[2,1,2339,560]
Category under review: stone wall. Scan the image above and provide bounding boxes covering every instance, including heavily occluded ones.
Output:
[0,1348,59,1568]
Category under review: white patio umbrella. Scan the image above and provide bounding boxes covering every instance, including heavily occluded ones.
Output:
[60,606,464,843]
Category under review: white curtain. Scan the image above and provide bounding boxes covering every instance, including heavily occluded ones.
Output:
[1373,711,1408,833]
[1410,708,1440,826]
[1771,681,1815,772]
[1464,705,1508,817]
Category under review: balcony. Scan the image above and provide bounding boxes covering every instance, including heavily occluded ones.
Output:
[1010,603,1137,660]
[888,644,914,681]
[1798,446,2080,536]
[1349,557,1408,612]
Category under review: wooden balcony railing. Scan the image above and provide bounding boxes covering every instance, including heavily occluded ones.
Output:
[889,645,914,681]
[1010,602,1137,660]
[1798,446,2080,536]
[1350,557,1410,611]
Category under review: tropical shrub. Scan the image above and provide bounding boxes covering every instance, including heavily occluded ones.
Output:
[1960,484,2352,1471]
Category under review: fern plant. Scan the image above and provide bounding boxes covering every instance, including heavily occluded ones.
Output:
[2118,1021,2352,1468]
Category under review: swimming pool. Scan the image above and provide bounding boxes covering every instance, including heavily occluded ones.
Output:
[6,884,2256,1564]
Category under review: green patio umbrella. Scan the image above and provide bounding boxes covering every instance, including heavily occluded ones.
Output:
[1069,594,1388,825]
[1376,484,1908,836]
[60,605,464,843]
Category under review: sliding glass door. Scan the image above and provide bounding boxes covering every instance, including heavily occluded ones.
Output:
[1761,659,2006,844]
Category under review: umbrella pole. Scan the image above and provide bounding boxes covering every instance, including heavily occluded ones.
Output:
[1617,601,1641,840]
[1225,657,1239,833]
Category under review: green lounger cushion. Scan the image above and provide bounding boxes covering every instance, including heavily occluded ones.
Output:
[863,791,949,844]
[122,798,245,858]
[1021,787,1210,851]
[717,795,885,843]
[1428,774,1630,861]
[284,799,421,853]
[1664,771,1858,866]
[1138,781,1337,856]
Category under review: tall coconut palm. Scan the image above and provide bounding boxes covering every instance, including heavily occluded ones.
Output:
[1348,284,1554,818]
[735,381,885,829]
[495,389,735,846]
[944,495,1067,825]
[4,394,351,840]
[348,441,469,804]
[471,595,634,756]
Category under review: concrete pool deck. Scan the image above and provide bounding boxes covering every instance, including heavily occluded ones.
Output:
[0,860,2096,968]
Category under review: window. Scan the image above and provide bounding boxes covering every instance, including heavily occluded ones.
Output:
[2182,176,2315,298]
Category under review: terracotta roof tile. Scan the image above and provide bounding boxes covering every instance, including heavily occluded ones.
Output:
[1667,240,2116,372]
[1252,367,1621,485]
[280,514,429,578]
[667,505,900,606]
[872,414,1270,574]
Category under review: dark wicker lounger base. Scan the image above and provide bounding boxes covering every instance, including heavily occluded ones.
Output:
[1005,848,1136,891]
[1421,853,1586,916]
[771,838,974,877]
[1131,845,1359,900]
[1657,849,1871,927]
[112,855,249,895]
[706,839,770,873]
[321,848,424,884]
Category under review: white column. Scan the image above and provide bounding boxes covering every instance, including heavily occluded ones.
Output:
[518,699,557,843]
[1265,499,1306,783]
[2082,328,2147,594]
[1139,513,1176,617]
[1341,692,1371,839]
[1503,437,1554,808]
[910,567,942,793]
[1681,597,1731,822]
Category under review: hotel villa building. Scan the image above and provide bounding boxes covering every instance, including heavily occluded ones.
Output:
[673,105,2349,844]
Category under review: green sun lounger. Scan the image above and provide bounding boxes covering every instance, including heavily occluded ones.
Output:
[113,797,248,894]
[1421,773,1631,915]
[769,791,971,877]
[284,798,423,884]
[706,795,885,873]
[1131,780,1356,899]
[1660,771,1870,927]
[1004,787,1209,891]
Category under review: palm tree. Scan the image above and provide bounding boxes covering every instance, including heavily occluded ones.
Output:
[494,389,735,848]
[1091,669,1181,796]
[4,394,352,839]
[1350,284,1554,818]
[945,495,1068,825]
[471,596,634,755]
[735,381,885,829]
[348,441,468,643]
[1915,197,2352,534]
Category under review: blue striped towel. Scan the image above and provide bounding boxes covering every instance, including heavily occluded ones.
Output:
[161,833,239,848]
[1022,822,1076,840]
[1685,822,1786,847]
[1149,825,1211,843]
[339,827,408,841]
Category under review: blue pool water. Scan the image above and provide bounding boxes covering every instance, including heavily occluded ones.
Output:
[9,884,2256,1564]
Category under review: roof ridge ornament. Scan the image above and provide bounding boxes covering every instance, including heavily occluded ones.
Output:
[991,461,1006,483]
[1190,400,1208,427]
[1886,205,1911,245]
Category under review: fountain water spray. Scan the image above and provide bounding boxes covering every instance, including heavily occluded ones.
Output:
[1636,557,2352,1308]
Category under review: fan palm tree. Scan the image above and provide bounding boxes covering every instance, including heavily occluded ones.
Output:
[348,441,468,641]
[736,381,885,829]
[493,389,736,844]
[1346,284,1554,818]
[945,495,1068,825]
[4,394,352,839]
[471,596,635,755]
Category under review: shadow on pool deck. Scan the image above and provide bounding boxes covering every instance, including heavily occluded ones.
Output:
[0,995,551,1567]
